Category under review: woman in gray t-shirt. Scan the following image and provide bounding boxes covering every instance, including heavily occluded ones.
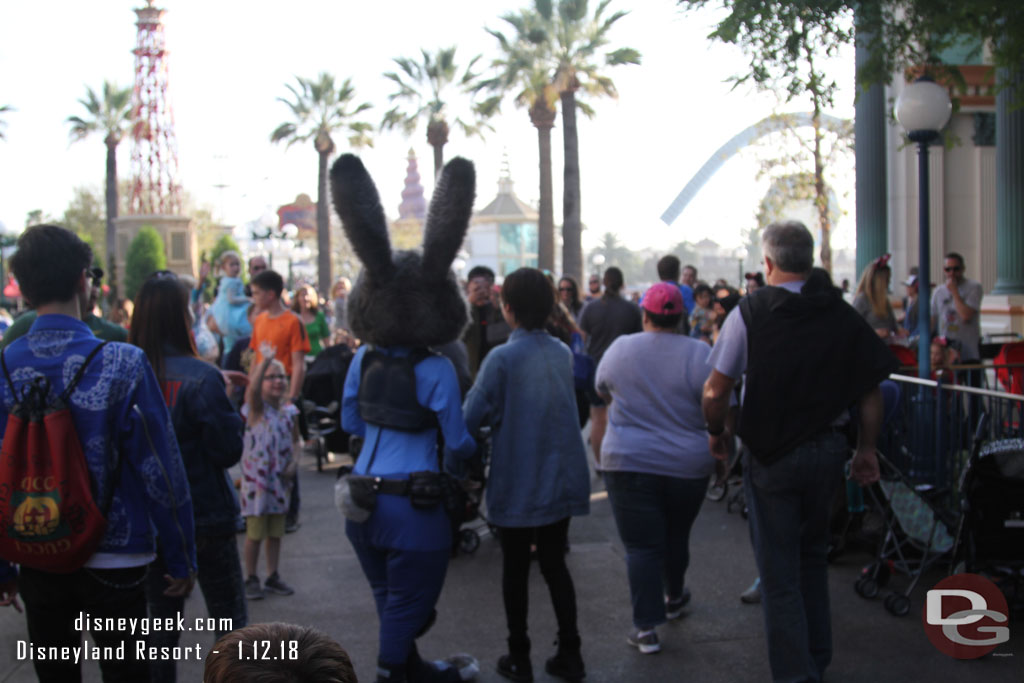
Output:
[594,282,715,654]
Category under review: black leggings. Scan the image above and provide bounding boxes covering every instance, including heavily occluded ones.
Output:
[498,517,579,652]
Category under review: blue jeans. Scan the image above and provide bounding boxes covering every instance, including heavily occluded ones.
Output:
[744,432,848,683]
[604,470,708,630]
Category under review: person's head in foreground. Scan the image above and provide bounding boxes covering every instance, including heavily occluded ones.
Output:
[204,622,357,683]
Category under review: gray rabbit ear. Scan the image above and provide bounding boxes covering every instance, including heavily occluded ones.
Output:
[330,154,394,281]
[422,157,475,281]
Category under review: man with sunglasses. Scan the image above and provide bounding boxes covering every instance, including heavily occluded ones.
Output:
[244,256,268,298]
[1,266,128,348]
[931,252,983,364]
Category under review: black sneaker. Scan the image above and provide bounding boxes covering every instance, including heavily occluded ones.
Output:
[665,587,692,619]
[497,653,533,682]
[264,571,294,596]
[244,575,263,601]
[544,648,585,681]
[285,517,301,533]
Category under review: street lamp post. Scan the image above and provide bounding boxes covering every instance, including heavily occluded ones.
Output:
[592,253,606,279]
[895,76,951,484]
[894,77,952,381]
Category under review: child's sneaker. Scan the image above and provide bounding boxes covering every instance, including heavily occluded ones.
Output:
[244,575,263,601]
[264,571,294,596]
[627,628,660,654]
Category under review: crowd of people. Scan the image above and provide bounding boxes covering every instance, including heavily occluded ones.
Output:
[0,194,971,683]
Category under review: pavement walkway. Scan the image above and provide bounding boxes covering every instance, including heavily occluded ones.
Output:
[0,447,1020,682]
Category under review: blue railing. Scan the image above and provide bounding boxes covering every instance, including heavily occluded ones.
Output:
[882,371,1024,511]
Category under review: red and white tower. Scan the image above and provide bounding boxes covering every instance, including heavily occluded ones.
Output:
[116,0,196,287]
[127,0,182,215]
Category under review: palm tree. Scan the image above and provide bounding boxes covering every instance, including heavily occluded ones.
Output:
[0,105,12,141]
[479,9,560,271]
[271,73,373,296]
[381,47,490,180]
[534,0,640,283]
[67,82,131,300]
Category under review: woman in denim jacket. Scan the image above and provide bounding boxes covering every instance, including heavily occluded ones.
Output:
[130,274,247,683]
[461,268,590,683]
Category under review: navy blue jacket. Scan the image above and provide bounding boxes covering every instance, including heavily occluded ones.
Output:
[162,353,244,536]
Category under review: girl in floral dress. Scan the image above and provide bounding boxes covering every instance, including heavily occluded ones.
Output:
[240,351,299,600]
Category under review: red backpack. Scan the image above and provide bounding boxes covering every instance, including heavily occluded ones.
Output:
[0,341,115,573]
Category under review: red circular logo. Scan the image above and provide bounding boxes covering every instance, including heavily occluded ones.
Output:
[923,573,1010,659]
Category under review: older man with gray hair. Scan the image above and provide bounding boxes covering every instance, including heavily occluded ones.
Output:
[702,221,895,682]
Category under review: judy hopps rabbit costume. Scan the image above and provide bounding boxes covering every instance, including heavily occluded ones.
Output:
[333,154,478,683]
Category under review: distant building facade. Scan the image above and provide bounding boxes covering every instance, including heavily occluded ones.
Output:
[464,165,539,279]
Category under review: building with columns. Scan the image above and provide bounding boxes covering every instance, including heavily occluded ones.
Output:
[858,42,1024,335]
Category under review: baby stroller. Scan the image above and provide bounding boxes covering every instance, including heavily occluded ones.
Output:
[953,435,1024,616]
[449,426,493,556]
[300,343,354,471]
[854,451,958,617]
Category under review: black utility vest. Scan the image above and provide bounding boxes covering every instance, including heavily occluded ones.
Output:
[736,270,897,465]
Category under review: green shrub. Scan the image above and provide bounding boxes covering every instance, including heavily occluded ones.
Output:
[124,226,166,300]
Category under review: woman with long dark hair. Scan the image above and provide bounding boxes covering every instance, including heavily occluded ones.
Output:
[130,273,247,683]
[558,276,585,322]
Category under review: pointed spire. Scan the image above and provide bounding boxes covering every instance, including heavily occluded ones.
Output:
[398,148,427,220]
[498,149,514,195]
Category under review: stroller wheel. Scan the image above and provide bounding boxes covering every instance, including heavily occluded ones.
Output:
[459,529,480,554]
[855,576,879,599]
[315,440,325,473]
[884,593,911,617]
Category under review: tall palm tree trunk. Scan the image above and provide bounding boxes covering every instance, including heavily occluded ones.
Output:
[560,90,583,283]
[531,101,557,272]
[316,149,331,296]
[427,119,449,181]
[104,137,119,302]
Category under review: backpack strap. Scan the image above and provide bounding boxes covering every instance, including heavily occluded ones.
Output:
[59,341,108,404]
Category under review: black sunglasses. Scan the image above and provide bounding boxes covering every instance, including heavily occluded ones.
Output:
[943,266,962,272]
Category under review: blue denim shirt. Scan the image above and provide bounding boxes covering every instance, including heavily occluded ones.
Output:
[460,328,590,528]
[0,315,196,581]
[162,353,244,536]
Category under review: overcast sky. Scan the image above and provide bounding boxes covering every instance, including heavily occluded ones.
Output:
[0,0,858,254]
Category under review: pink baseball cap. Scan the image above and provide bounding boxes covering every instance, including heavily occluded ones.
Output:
[642,282,684,315]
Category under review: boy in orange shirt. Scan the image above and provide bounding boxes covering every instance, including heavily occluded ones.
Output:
[249,270,310,401]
